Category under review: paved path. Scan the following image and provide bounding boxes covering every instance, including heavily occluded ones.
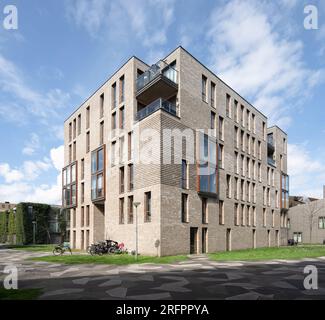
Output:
[1,249,325,300]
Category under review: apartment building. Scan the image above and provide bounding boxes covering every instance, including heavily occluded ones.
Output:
[63,47,289,256]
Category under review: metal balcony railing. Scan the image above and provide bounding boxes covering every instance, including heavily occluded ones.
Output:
[137,98,177,121]
[136,61,178,93]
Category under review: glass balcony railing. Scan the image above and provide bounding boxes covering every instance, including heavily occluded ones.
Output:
[136,61,178,92]
[137,98,177,121]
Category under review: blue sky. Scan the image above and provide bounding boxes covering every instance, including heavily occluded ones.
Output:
[0,0,325,204]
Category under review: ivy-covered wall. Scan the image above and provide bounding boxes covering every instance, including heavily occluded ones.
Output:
[0,211,8,243]
[0,203,54,245]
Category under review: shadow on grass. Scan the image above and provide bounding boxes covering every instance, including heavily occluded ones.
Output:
[0,288,43,300]
[29,254,189,265]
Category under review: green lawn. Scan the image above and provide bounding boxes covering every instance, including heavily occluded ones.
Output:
[0,288,42,300]
[30,254,188,265]
[209,246,325,262]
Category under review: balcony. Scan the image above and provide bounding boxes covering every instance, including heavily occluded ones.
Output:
[136,61,178,105]
[137,98,177,121]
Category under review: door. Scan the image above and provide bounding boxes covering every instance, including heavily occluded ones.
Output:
[190,228,198,254]
[226,228,231,251]
[202,228,208,253]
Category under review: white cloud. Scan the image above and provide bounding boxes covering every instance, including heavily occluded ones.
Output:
[206,0,323,127]
[0,145,64,205]
[50,145,64,171]
[22,133,40,156]
[65,0,175,53]
[0,163,24,183]
[288,143,325,198]
[0,54,71,124]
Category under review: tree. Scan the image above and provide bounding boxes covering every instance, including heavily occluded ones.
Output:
[304,198,322,244]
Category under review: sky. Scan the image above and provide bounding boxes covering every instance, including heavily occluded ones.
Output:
[0,0,325,204]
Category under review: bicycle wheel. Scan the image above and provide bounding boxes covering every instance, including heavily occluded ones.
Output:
[53,247,63,256]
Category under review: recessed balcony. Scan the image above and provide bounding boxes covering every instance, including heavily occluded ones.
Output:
[136,98,177,121]
[136,61,178,106]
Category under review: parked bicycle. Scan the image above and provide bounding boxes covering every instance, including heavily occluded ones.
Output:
[53,242,72,256]
[87,240,127,256]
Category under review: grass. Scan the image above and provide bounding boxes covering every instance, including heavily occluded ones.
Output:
[30,254,188,265]
[0,288,42,300]
[209,245,325,262]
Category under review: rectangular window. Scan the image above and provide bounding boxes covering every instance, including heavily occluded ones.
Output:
[234,203,239,226]
[234,151,238,174]
[119,107,125,129]
[211,111,216,130]
[86,205,90,227]
[253,207,257,227]
[226,94,231,118]
[234,127,238,148]
[73,142,76,161]
[234,100,238,123]
[145,192,152,223]
[78,114,81,135]
[263,208,267,227]
[91,146,105,201]
[128,131,134,161]
[293,232,302,243]
[202,197,208,224]
[272,210,275,228]
[262,121,266,140]
[100,93,104,118]
[119,166,125,194]
[241,105,245,127]
[81,182,84,204]
[119,75,125,104]
[211,82,216,107]
[198,133,217,194]
[202,75,207,102]
[252,114,256,133]
[218,144,224,169]
[100,121,104,145]
[219,116,224,141]
[112,83,117,109]
[234,177,239,199]
[112,112,117,130]
[81,158,84,180]
[111,141,116,167]
[319,217,325,229]
[86,131,90,153]
[246,110,250,130]
[119,136,125,164]
[73,119,76,139]
[181,159,188,189]
[226,174,231,199]
[241,204,245,226]
[86,106,90,129]
[128,196,134,224]
[119,198,124,224]
[181,193,189,223]
[258,141,262,160]
[69,122,72,142]
[81,206,84,228]
[128,164,134,191]
[219,200,224,225]
[62,162,77,208]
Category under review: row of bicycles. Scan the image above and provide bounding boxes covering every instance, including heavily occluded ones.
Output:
[87,240,128,256]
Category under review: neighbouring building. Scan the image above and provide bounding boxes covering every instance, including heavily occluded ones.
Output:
[288,188,325,244]
[62,46,289,256]
[289,196,319,208]
[0,202,16,212]
[0,202,66,245]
